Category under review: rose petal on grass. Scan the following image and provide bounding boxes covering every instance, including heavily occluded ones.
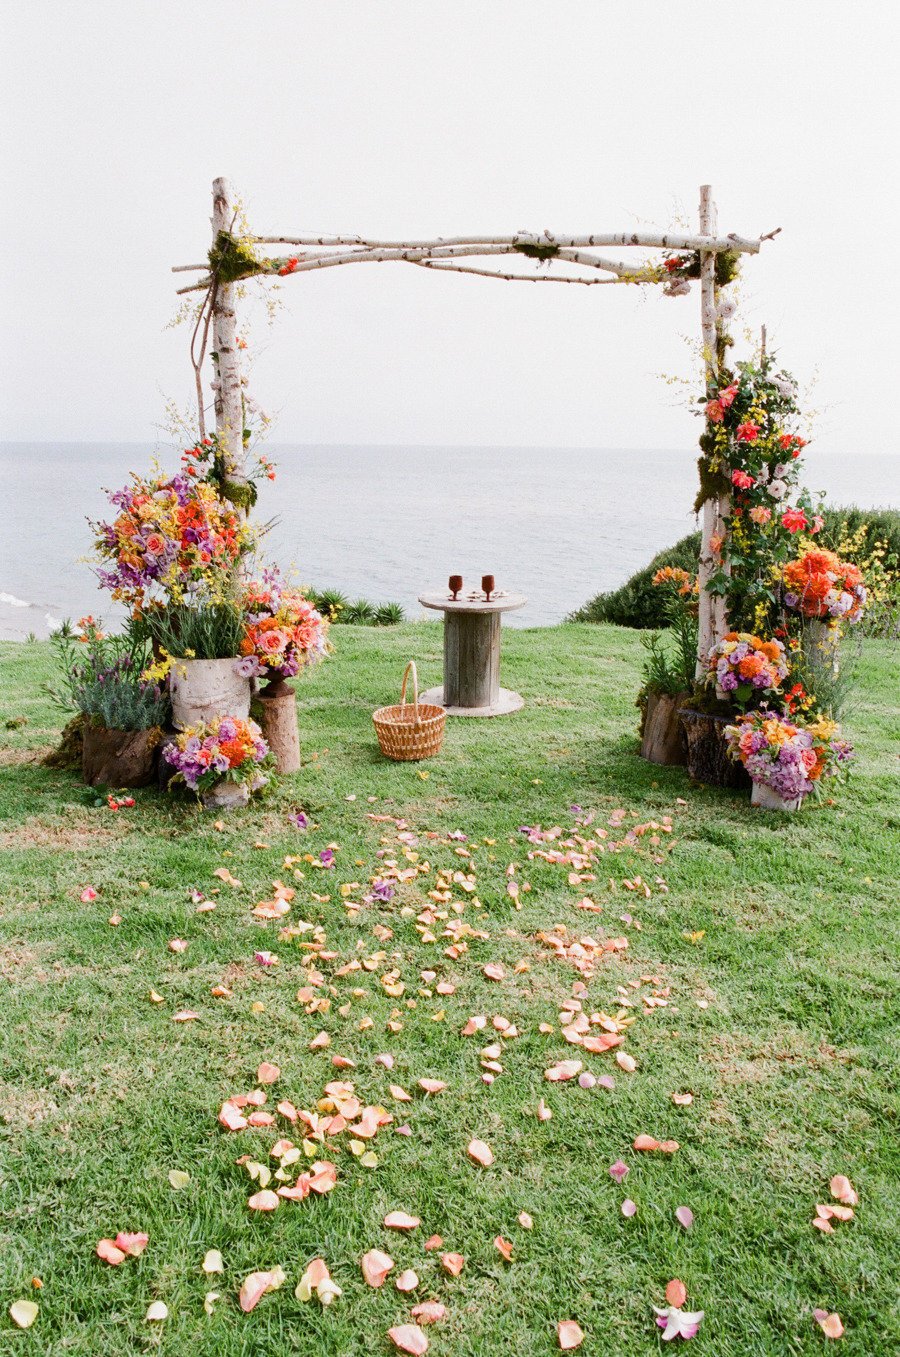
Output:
[467,1138,494,1167]
[145,1301,168,1322]
[615,1052,637,1073]
[424,1235,443,1251]
[558,1319,585,1349]
[483,963,505,981]
[96,1239,126,1265]
[494,1236,514,1261]
[418,1079,447,1095]
[813,1217,835,1234]
[518,1211,533,1230]
[608,1159,629,1183]
[202,1249,224,1274]
[168,1170,190,1190]
[239,1266,285,1313]
[672,1092,694,1106]
[80,886,98,903]
[247,1189,280,1212]
[813,1310,845,1339]
[411,1301,446,1324]
[388,1323,429,1354]
[203,1291,220,1315]
[172,1010,200,1023]
[537,1099,553,1121]
[675,1205,694,1230]
[10,1300,39,1329]
[361,1249,394,1287]
[219,1101,248,1131]
[633,1135,679,1153]
[829,1175,858,1205]
[440,1252,464,1276]
[168,938,188,953]
[396,1269,420,1292]
[621,1198,637,1217]
[545,1060,582,1083]
[384,1210,420,1231]
[257,1062,281,1084]
[665,1279,687,1308]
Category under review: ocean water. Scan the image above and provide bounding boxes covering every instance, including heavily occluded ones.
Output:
[0,442,896,640]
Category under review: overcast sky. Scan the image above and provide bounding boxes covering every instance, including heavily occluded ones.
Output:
[3,1,898,454]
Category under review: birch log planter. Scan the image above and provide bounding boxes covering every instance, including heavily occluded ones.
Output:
[170,659,251,731]
[751,781,803,813]
[640,693,688,766]
[257,675,301,774]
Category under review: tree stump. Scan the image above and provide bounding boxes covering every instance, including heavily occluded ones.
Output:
[640,693,688,766]
[82,725,162,788]
[257,676,301,773]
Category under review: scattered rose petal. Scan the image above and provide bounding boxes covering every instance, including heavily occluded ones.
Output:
[654,1305,704,1341]
[578,1073,596,1089]
[666,1279,687,1308]
[558,1319,585,1349]
[10,1300,39,1329]
[388,1323,429,1354]
[672,1092,693,1106]
[204,1291,220,1315]
[518,1211,533,1229]
[115,1232,148,1258]
[168,1170,190,1190]
[411,1301,446,1324]
[96,1239,126,1265]
[483,963,505,981]
[813,1309,845,1339]
[424,1235,443,1251]
[609,1159,629,1183]
[494,1236,514,1261]
[467,1138,494,1167]
[257,1062,280,1084]
[145,1301,168,1322]
[384,1210,420,1231]
[361,1249,394,1287]
[621,1198,637,1217]
[239,1266,285,1313]
[616,1052,637,1073]
[418,1079,447,1095]
[830,1175,858,1205]
[440,1252,464,1276]
[80,886,98,903]
[168,938,188,953]
[202,1249,224,1274]
[396,1269,419,1292]
[247,1189,280,1212]
[675,1205,694,1230]
[537,1099,553,1121]
[172,1010,200,1022]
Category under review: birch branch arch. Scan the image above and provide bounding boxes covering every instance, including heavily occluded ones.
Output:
[172,177,779,671]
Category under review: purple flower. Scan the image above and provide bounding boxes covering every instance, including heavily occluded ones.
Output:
[234,655,262,679]
[290,810,309,830]
[370,879,395,902]
[654,1306,704,1341]
[319,849,335,868]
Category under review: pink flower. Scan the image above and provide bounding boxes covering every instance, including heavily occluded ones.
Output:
[719,383,739,409]
[80,886,98,903]
[811,514,824,533]
[609,1159,630,1183]
[749,506,772,525]
[705,400,724,424]
[782,507,808,534]
[654,1306,705,1341]
[736,421,759,442]
[731,470,755,490]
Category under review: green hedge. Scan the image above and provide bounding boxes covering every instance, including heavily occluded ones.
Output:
[569,506,900,631]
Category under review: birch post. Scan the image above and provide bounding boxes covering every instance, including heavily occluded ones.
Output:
[695,184,729,674]
[210,177,246,492]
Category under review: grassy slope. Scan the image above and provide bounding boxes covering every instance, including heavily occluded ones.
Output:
[0,624,898,1356]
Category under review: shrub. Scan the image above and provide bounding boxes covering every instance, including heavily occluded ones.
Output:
[570,507,900,635]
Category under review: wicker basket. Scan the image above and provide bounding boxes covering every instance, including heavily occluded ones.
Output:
[373,662,446,761]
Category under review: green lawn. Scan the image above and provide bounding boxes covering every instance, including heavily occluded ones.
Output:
[1,623,898,1356]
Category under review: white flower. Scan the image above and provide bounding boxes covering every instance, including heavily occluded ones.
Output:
[767,479,788,500]
[664,278,691,297]
[772,376,795,398]
[717,297,737,320]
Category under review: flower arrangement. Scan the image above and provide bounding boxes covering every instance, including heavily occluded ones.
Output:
[708,632,789,706]
[238,569,330,680]
[92,471,256,611]
[783,547,866,624]
[46,616,170,732]
[725,709,853,802]
[163,716,271,794]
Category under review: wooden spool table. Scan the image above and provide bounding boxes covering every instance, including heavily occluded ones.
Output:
[418,591,526,717]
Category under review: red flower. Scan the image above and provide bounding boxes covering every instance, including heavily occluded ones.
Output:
[736,421,760,443]
[731,469,755,489]
[706,400,724,423]
[664,258,680,273]
[719,383,739,409]
[781,507,808,534]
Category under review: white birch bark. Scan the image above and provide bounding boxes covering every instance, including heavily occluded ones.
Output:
[249,230,762,254]
[695,185,730,676]
[210,177,245,488]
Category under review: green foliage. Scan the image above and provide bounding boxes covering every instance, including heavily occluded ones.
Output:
[207,230,261,284]
[570,531,702,628]
[45,621,170,732]
[310,588,348,622]
[513,241,560,261]
[373,602,405,626]
[145,602,246,660]
[343,599,377,625]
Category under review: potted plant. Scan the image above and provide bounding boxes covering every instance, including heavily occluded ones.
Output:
[781,546,867,675]
[638,568,697,765]
[162,715,272,809]
[239,569,330,772]
[91,467,258,729]
[46,617,170,787]
[680,632,790,788]
[724,709,853,811]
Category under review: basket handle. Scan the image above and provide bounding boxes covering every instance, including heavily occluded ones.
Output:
[399,660,420,723]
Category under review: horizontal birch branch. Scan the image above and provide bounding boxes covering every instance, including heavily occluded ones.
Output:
[412,260,619,285]
[248,230,763,254]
